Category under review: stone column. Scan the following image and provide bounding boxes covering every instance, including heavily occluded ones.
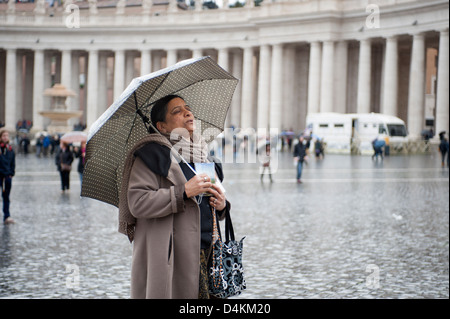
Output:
[320,40,334,113]
[382,36,398,116]
[269,44,283,131]
[32,49,45,131]
[98,53,108,115]
[407,33,426,139]
[192,49,203,60]
[86,49,99,128]
[113,49,125,101]
[166,49,178,67]
[334,41,348,113]
[307,41,321,114]
[240,46,254,130]
[357,38,372,114]
[230,51,242,128]
[4,49,17,130]
[70,52,81,127]
[140,49,152,75]
[257,44,271,131]
[125,52,135,85]
[61,50,72,108]
[218,48,229,71]
[435,29,449,139]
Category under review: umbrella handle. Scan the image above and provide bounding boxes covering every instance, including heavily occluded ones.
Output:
[170,147,198,175]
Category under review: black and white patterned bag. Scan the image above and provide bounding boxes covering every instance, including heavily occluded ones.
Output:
[208,209,246,299]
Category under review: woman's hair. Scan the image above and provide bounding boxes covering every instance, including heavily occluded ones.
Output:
[149,94,183,133]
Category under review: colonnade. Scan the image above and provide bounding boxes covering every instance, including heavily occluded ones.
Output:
[1,30,449,139]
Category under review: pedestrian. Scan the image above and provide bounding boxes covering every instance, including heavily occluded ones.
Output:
[19,133,30,154]
[74,141,86,184]
[36,134,43,157]
[293,135,308,183]
[371,137,385,161]
[314,138,324,159]
[259,142,273,183]
[55,141,73,193]
[43,134,50,157]
[438,136,449,167]
[0,129,15,224]
[118,95,231,299]
[50,134,60,155]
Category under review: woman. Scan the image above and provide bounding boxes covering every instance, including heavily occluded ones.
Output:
[55,141,74,193]
[0,129,15,224]
[119,95,230,299]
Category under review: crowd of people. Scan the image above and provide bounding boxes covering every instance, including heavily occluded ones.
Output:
[1,123,448,225]
[0,128,86,224]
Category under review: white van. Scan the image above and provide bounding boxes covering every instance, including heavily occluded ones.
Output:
[306,113,353,154]
[306,112,408,154]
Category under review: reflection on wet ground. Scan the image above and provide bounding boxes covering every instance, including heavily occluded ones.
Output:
[1,150,448,298]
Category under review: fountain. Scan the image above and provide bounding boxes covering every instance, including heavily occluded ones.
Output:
[39,83,83,133]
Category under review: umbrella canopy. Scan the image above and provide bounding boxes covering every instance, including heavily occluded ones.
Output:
[61,131,87,144]
[81,56,238,207]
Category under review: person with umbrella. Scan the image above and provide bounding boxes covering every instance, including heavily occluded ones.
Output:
[81,56,238,299]
[61,131,88,184]
[119,95,230,299]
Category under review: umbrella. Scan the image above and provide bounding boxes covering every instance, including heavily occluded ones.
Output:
[81,56,238,207]
[374,139,386,148]
[61,131,87,144]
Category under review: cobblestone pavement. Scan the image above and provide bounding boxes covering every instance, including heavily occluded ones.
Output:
[0,149,448,299]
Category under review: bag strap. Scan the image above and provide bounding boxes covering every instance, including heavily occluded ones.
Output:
[224,209,235,242]
[212,207,236,243]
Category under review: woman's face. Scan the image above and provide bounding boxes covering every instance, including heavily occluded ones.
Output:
[157,97,195,134]
[1,132,9,144]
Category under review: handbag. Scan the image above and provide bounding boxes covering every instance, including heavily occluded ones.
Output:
[208,208,246,298]
[60,154,71,172]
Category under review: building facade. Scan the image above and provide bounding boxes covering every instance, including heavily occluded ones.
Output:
[0,0,449,141]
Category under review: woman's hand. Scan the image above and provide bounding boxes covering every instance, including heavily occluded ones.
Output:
[208,183,226,211]
[184,174,212,198]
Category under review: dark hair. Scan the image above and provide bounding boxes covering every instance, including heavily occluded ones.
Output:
[149,94,183,133]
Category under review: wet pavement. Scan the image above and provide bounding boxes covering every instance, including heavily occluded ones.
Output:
[0,148,448,299]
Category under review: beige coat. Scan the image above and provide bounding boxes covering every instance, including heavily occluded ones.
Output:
[123,136,201,299]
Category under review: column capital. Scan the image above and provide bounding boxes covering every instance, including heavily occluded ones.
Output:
[409,32,426,39]
[384,35,398,41]
[359,38,372,45]
[438,28,449,35]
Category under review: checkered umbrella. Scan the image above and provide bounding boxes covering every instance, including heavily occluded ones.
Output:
[81,56,238,207]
